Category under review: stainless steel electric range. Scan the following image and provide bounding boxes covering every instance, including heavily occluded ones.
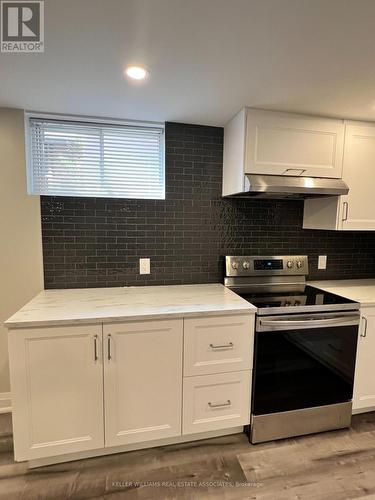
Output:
[224,255,360,444]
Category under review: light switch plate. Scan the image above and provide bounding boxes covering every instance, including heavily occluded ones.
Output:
[139,258,150,275]
[318,255,327,270]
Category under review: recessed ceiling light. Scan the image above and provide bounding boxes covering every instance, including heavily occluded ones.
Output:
[125,65,149,81]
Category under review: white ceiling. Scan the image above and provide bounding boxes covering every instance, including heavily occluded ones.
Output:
[1,0,375,126]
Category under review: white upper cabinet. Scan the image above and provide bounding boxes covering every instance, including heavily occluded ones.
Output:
[340,123,375,230]
[245,109,345,178]
[223,108,345,196]
[304,121,375,231]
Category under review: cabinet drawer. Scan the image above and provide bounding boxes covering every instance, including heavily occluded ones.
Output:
[182,371,251,434]
[184,314,253,376]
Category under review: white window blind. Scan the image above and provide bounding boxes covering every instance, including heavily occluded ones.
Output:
[28,117,165,199]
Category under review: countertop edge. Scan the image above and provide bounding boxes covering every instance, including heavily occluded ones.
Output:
[5,306,256,330]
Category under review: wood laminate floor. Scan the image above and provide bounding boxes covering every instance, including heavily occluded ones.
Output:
[1,412,375,499]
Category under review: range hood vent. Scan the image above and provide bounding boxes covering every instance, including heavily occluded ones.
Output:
[229,174,349,199]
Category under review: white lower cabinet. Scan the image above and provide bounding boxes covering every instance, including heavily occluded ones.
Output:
[182,314,253,434]
[103,319,183,447]
[182,371,251,434]
[8,312,254,462]
[353,308,375,411]
[8,325,104,461]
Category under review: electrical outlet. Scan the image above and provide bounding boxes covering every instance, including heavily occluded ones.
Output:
[139,258,150,275]
[318,255,327,270]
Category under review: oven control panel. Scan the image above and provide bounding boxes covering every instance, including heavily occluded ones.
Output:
[225,256,309,277]
[254,259,283,271]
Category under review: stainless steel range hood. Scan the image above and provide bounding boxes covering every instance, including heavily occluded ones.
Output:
[229,174,349,199]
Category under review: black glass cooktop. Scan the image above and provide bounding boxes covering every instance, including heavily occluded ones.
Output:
[238,285,357,310]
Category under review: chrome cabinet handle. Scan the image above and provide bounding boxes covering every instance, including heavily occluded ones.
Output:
[208,400,231,408]
[361,317,368,338]
[209,342,234,350]
[107,334,112,360]
[282,168,306,176]
[94,335,98,361]
[342,201,349,221]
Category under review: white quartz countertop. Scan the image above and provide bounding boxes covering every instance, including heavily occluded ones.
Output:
[5,284,255,329]
[309,279,375,307]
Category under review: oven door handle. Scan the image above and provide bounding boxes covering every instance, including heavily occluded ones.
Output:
[258,315,360,331]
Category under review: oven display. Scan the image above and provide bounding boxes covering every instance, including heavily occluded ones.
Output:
[254,259,283,271]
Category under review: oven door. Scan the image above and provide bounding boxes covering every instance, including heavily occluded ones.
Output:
[252,311,360,416]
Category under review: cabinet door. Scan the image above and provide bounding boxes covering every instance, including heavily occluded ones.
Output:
[340,123,375,230]
[184,314,253,376]
[353,309,375,411]
[245,109,344,178]
[104,319,183,447]
[8,325,104,461]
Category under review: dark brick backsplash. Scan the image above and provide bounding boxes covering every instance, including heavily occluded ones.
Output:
[41,122,375,289]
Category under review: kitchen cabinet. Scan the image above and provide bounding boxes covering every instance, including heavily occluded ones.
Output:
[9,320,183,460]
[304,122,375,230]
[182,371,251,434]
[8,311,254,463]
[245,109,345,178]
[103,319,183,447]
[183,314,253,376]
[223,108,345,195]
[8,325,104,461]
[182,314,253,434]
[353,308,375,411]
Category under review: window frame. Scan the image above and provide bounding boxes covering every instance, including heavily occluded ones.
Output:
[24,112,165,200]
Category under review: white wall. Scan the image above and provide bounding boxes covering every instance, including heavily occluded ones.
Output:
[0,108,44,404]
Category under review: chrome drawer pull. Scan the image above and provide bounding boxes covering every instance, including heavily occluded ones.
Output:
[94,335,98,361]
[361,317,368,338]
[107,334,112,360]
[208,400,231,408]
[209,342,234,350]
[342,201,349,221]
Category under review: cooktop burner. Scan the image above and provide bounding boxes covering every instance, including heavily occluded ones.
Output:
[238,285,357,312]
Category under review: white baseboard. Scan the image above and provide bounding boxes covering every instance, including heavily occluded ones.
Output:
[352,406,375,415]
[0,392,12,414]
[29,427,244,468]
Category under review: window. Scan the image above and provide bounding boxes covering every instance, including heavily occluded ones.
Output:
[27,116,165,199]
